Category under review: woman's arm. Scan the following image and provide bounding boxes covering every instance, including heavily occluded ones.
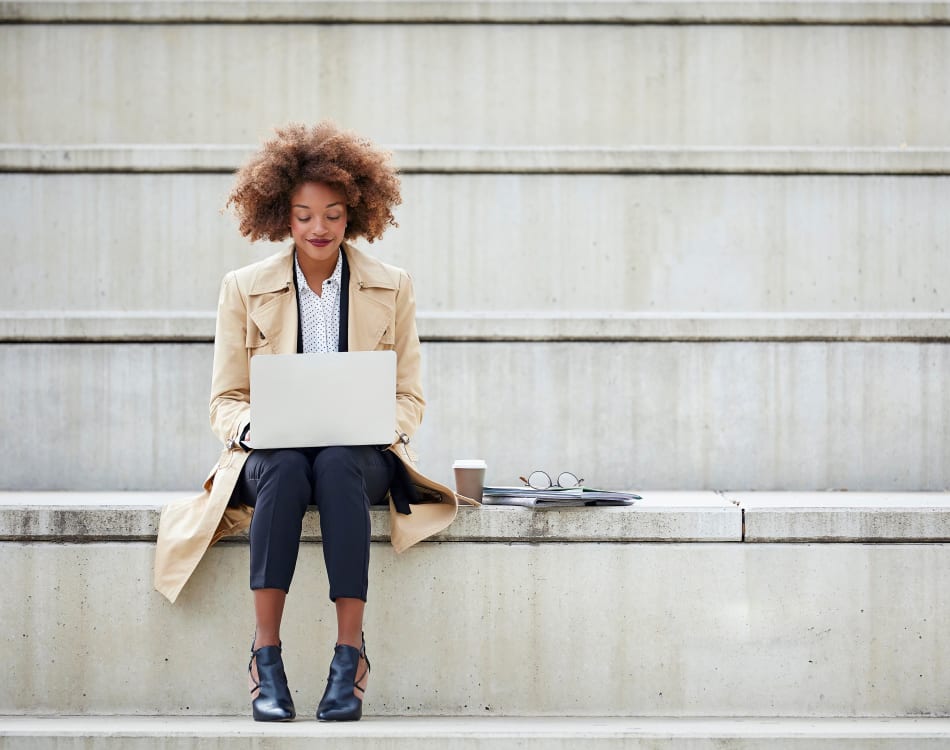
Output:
[392,269,425,444]
[209,271,252,448]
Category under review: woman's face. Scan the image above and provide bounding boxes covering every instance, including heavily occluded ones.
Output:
[289,181,348,265]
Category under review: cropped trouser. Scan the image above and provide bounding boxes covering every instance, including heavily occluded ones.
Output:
[231,446,394,601]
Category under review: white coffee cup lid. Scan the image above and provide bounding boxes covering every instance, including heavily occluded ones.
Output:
[453,459,487,469]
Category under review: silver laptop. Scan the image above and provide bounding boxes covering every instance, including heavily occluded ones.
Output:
[247,351,396,449]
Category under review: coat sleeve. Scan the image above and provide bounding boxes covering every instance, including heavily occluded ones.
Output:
[392,269,425,444]
[209,271,252,447]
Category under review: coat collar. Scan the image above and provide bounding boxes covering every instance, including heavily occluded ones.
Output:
[244,242,399,354]
[246,243,397,295]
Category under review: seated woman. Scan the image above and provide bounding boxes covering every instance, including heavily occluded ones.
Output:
[153,121,461,723]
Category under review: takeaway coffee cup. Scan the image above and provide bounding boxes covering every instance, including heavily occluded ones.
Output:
[453,459,487,504]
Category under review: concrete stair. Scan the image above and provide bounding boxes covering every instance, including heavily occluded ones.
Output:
[2,7,949,146]
[4,0,950,746]
[2,335,950,490]
[2,492,949,718]
[2,492,950,744]
[2,143,948,492]
[3,147,950,315]
[4,716,950,749]
[2,7,949,493]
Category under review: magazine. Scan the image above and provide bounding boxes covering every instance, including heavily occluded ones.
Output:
[480,486,641,508]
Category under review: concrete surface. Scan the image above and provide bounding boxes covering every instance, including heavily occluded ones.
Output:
[2,341,948,491]
[5,1,950,23]
[733,491,950,541]
[0,344,220,490]
[0,492,743,543]
[2,541,949,715]
[7,145,950,174]
[3,716,950,750]
[4,2,946,734]
[3,490,947,543]
[3,25,949,145]
[4,312,950,343]
[7,310,950,343]
[4,173,950,314]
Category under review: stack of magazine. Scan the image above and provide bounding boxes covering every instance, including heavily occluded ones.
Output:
[480,486,641,508]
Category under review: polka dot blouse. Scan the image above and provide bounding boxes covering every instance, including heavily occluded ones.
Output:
[294,250,343,353]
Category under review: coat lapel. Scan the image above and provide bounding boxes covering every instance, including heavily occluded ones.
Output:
[242,243,398,356]
[246,247,298,355]
[345,244,398,352]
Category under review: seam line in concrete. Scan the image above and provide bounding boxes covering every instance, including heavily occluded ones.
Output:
[4,146,950,176]
[3,313,950,344]
[3,2,950,25]
[6,337,950,345]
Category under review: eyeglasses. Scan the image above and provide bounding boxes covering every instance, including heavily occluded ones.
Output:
[519,470,584,490]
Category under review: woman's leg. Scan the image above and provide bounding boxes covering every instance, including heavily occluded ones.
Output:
[232,448,313,721]
[335,598,365,648]
[236,448,313,645]
[311,446,393,697]
[335,598,367,696]
[311,445,393,604]
[254,589,286,648]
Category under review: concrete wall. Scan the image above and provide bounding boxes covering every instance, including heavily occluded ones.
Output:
[3,24,949,146]
[3,171,950,314]
[2,5,950,745]
[2,341,948,491]
[2,5,948,492]
[4,537,949,716]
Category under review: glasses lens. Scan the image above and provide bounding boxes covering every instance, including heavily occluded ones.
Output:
[527,470,552,490]
[557,471,580,488]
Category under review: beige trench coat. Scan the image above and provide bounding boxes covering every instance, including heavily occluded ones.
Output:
[154,243,462,603]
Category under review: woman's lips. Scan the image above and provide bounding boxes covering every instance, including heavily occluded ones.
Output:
[308,238,332,247]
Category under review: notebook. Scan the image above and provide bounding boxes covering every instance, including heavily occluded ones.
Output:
[247,351,396,449]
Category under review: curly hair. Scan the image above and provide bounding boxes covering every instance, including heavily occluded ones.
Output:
[227,121,402,243]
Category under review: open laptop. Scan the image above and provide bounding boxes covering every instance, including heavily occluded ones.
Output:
[247,351,396,449]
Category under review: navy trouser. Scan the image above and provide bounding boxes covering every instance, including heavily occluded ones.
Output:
[231,446,394,601]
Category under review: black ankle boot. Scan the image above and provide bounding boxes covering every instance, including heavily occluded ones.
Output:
[249,643,296,722]
[316,638,370,721]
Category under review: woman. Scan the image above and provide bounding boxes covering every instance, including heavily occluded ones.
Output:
[153,122,462,722]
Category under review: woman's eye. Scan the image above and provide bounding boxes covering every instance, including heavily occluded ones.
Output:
[327,215,342,221]
[296,216,311,222]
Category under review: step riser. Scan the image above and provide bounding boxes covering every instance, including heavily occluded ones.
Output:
[4,173,950,315]
[2,341,949,491]
[3,25,949,145]
[4,542,949,716]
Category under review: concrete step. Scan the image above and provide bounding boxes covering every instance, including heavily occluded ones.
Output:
[9,144,950,174]
[1,493,948,716]
[3,160,950,314]
[6,1,950,24]
[1,338,949,491]
[3,716,950,749]
[4,490,948,545]
[5,312,949,343]
[0,491,744,544]
[2,23,948,145]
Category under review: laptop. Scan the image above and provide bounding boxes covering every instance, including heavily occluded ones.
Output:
[247,351,396,449]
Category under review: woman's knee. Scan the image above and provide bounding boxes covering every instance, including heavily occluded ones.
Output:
[255,449,313,482]
[247,449,314,512]
[311,446,372,478]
